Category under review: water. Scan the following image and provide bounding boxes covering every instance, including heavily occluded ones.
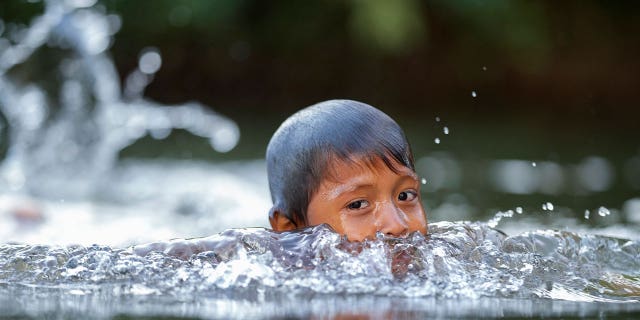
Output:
[0,222,639,318]
[0,0,239,199]
[1,1,639,319]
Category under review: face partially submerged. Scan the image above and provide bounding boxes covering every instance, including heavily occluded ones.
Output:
[301,156,427,241]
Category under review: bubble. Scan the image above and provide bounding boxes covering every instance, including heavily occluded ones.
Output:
[471,91,477,98]
[597,206,610,217]
[443,127,449,135]
[138,48,162,74]
[434,138,440,144]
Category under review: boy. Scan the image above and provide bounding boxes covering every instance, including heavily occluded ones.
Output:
[267,99,427,241]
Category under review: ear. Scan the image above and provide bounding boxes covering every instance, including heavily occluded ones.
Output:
[269,210,298,232]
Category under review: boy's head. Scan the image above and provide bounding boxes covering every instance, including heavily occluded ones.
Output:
[266,99,427,240]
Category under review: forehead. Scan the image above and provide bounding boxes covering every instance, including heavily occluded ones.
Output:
[322,154,416,183]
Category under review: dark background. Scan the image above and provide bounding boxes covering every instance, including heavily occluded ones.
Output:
[2,0,639,221]
[114,0,639,162]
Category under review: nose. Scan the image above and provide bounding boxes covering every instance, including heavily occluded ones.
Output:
[377,201,409,236]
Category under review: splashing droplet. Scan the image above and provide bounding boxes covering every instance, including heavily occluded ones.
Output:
[598,206,610,217]
[138,48,162,75]
[421,178,427,185]
[584,210,590,220]
[434,138,440,144]
[515,207,523,214]
[542,202,554,211]
[531,162,537,167]
[435,116,441,122]
[471,91,477,98]
[443,126,449,135]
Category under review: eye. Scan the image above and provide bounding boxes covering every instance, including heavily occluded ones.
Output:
[398,190,417,202]
[347,200,370,210]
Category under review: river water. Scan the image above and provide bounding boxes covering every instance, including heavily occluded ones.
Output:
[0,1,639,319]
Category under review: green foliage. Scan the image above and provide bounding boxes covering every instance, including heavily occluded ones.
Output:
[433,0,551,74]
[349,0,427,54]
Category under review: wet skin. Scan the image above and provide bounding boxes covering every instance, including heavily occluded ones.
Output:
[306,157,427,241]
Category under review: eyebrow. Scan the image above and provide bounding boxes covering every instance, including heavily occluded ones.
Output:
[327,171,419,200]
[327,183,374,200]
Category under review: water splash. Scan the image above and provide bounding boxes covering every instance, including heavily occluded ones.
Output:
[599,206,611,217]
[0,0,239,199]
[0,222,638,318]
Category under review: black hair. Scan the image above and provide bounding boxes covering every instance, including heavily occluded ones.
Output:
[266,99,415,227]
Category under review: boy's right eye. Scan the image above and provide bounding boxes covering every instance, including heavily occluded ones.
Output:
[347,200,370,210]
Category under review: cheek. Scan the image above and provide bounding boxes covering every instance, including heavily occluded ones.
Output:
[342,213,378,241]
[307,201,347,235]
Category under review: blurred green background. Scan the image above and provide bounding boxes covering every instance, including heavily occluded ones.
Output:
[2,0,639,222]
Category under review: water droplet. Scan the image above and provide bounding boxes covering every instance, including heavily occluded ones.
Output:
[66,0,98,8]
[435,116,441,122]
[542,203,547,211]
[138,48,162,74]
[434,138,440,144]
[598,206,610,217]
[421,178,427,185]
[443,126,449,135]
[542,202,554,211]
[482,66,487,71]
[531,162,537,167]
[471,91,477,98]
[515,207,523,214]
[584,210,590,220]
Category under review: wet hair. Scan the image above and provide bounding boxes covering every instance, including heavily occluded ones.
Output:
[266,99,415,227]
